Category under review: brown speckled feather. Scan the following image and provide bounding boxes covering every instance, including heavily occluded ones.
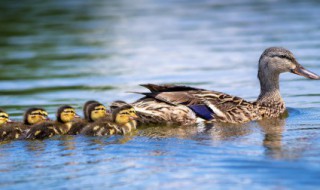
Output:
[80,118,121,136]
[134,84,288,124]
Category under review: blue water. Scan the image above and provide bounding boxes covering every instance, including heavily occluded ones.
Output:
[1,0,320,189]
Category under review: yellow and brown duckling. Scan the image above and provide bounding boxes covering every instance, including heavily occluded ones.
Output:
[0,109,12,126]
[67,102,109,135]
[0,108,49,141]
[80,104,138,136]
[109,100,129,112]
[26,105,80,140]
[83,100,100,120]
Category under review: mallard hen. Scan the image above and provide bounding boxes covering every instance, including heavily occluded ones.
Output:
[132,47,319,124]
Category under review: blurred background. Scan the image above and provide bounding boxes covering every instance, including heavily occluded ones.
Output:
[0,0,320,189]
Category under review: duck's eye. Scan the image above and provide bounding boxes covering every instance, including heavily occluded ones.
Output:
[31,112,42,116]
[64,110,75,114]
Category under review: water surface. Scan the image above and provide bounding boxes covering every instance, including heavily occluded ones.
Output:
[1,0,320,189]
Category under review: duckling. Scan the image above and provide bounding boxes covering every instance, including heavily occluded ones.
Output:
[0,108,49,141]
[109,101,139,133]
[83,100,100,120]
[80,104,138,136]
[67,102,108,135]
[110,100,129,112]
[26,105,80,140]
[0,109,12,126]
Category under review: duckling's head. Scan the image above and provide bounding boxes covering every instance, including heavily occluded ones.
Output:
[83,100,100,120]
[110,100,129,112]
[57,105,80,123]
[113,105,138,125]
[258,47,320,80]
[87,102,108,122]
[24,108,49,125]
[0,109,12,125]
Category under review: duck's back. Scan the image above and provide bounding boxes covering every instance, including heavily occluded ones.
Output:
[134,84,261,124]
[67,119,88,135]
[80,117,121,136]
[0,123,25,141]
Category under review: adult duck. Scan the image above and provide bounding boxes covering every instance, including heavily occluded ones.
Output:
[132,47,320,125]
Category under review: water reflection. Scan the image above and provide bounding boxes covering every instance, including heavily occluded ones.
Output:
[259,117,286,159]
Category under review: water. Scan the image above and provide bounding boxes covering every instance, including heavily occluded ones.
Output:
[1,0,320,189]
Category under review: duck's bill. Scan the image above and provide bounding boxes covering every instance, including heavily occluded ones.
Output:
[129,115,139,120]
[291,66,320,80]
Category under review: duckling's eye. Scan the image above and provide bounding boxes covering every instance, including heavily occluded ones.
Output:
[64,110,75,114]
[30,112,42,116]
[95,108,105,111]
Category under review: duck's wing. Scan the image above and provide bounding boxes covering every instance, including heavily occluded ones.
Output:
[67,120,88,135]
[80,121,120,136]
[25,122,57,140]
[137,84,257,122]
[0,124,23,141]
[137,91,202,106]
[140,84,203,92]
[194,91,260,123]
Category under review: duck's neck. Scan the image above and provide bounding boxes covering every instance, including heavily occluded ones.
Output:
[256,71,284,106]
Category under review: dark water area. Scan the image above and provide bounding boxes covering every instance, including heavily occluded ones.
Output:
[0,0,320,189]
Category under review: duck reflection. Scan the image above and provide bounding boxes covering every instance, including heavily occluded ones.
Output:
[138,114,288,160]
[258,114,287,159]
[205,122,253,141]
[138,124,199,139]
[139,122,253,141]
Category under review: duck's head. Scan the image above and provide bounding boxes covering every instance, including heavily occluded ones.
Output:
[56,105,80,123]
[0,109,12,125]
[24,107,49,125]
[113,105,138,125]
[258,47,320,80]
[83,100,99,120]
[87,102,108,122]
[110,100,129,112]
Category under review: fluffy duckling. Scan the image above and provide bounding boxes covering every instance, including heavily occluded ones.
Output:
[26,105,79,140]
[110,100,129,112]
[0,108,49,141]
[67,102,108,135]
[0,109,12,126]
[81,104,138,136]
[83,100,99,120]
